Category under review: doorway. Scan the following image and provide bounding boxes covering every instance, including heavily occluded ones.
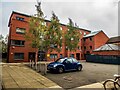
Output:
[76,53,80,60]
[38,51,46,61]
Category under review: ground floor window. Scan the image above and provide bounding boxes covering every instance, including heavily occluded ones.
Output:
[60,54,63,58]
[50,54,57,59]
[70,54,74,58]
[14,53,24,60]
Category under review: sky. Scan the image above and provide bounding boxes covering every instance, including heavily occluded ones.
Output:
[1,0,119,38]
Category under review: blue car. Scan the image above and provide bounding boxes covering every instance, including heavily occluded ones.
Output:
[47,57,82,73]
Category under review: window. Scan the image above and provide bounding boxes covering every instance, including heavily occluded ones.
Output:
[54,44,57,48]
[60,27,62,30]
[84,32,86,35]
[50,54,57,59]
[11,40,25,46]
[16,27,25,34]
[42,22,46,26]
[84,46,86,50]
[78,46,80,50]
[80,31,82,34]
[16,16,24,21]
[14,53,24,60]
[90,37,92,41]
[84,39,86,42]
[66,46,68,49]
[90,46,92,49]
[71,37,74,40]
[70,54,74,58]
[60,54,63,58]
[60,36,62,39]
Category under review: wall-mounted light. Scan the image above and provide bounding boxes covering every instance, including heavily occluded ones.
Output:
[12,46,15,49]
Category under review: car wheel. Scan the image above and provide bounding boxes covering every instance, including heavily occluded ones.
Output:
[77,65,82,71]
[58,67,64,73]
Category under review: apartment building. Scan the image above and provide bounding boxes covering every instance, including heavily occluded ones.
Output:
[7,11,91,62]
[82,30,109,59]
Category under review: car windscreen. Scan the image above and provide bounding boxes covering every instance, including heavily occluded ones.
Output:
[55,58,65,63]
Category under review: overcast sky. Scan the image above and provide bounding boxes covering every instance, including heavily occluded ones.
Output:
[1,0,118,38]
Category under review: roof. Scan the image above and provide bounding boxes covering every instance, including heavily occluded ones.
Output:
[93,44,120,51]
[107,36,120,44]
[8,11,91,32]
[83,30,102,38]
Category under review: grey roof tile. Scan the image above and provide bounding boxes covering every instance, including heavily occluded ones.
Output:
[93,44,120,51]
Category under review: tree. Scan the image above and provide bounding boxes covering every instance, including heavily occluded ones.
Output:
[44,12,62,61]
[64,18,81,57]
[25,2,47,68]
[0,34,8,53]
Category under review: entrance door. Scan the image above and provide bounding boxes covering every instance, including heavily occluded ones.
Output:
[38,51,45,61]
[76,53,80,60]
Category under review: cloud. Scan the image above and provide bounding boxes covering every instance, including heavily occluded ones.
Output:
[1,0,118,37]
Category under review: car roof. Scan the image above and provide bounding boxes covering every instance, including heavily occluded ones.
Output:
[62,57,74,59]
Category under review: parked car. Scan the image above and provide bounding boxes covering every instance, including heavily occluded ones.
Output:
[47,57,82,73]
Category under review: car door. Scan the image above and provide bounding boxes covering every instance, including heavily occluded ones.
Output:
[72,58,78,69]
[64,58,73,70]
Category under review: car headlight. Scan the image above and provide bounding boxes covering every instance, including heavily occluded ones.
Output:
[53,64,57,67]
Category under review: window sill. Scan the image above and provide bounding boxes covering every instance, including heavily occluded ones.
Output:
[11,45,25,47]
[14,59,24,60]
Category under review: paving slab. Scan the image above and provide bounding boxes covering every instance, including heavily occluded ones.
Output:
[2,63,62,89]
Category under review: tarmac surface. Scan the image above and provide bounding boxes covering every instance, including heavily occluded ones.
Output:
[45,61,119,89]
[1,61,119,90]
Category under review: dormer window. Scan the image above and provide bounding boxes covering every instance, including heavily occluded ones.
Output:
[16,16,24,21]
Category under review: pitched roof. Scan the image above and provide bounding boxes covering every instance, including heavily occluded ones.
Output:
[8,11,91,32]
[93,44,120,51]
[83,30,102,38]
[107,36,120,44]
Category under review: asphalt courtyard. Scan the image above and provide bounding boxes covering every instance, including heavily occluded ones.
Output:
[45,61,119,89]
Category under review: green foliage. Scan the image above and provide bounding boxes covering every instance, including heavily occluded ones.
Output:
[65,18,81,51]
[25,2,47,51]
[25,2,63,54]
[44,12,62,52]
[0,34,8,53]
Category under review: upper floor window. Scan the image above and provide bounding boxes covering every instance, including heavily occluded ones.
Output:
[78,46,80,50]
[16,16,24,21]
[84,32,86,35]
[16,27,26,34]
[84,38,86,42]
[84,46,86,50]
[11,40,25,46]
[90,46,92,49]
[80,31,82,34]
[60,27,62,30]
[90,37,92,41]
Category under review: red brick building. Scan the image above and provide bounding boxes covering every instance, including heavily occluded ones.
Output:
[8,11,93,63]
[82,30,109,59]
[92,36,120,56]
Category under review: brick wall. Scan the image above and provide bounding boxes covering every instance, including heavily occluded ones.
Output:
[93,51,120,56]
[8,11,91,62]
